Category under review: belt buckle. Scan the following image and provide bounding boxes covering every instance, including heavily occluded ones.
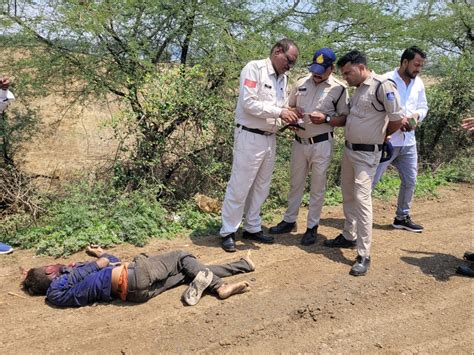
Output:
[264,131,273,136]
[300,137,309,145]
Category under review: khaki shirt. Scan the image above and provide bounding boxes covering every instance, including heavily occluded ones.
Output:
[345,72,403,144]
[287,74,349,138]
[235,58,287,133]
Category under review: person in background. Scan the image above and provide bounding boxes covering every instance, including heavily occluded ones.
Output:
[372,46,429,233]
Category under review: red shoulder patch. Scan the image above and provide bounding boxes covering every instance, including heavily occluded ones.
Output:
[243,79,257,88]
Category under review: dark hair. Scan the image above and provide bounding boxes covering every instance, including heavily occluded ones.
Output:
[270,38,298,55]
[337,50,367,68]
[400,46,427,65]
[22,267,54,295]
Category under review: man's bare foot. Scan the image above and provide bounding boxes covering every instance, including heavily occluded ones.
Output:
[216,281,250,299]
[242,250,255,271]
[86,245,104,258]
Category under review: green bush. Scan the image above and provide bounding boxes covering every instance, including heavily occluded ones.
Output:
[2,181,219,256]
[373,158,472,201]
[112,65,234,200]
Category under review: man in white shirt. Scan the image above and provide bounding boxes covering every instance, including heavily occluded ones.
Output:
[219,39,301,252]
[372,46,428,232]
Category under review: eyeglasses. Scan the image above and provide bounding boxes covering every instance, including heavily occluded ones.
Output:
[284,53,297,67]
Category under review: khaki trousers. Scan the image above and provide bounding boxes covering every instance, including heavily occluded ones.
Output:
[341,147,381,258]
[283,138,333,228]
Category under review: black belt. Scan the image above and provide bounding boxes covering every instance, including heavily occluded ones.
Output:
[345,140,383,152]
[295,132,333,145]
[236,124,274,136]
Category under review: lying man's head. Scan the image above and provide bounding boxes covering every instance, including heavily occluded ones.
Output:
[22,264,64,295]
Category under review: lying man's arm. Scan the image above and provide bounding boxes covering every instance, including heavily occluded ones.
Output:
[46,247,121,307]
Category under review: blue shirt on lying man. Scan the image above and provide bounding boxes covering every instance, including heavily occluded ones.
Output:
[46,253,120,307]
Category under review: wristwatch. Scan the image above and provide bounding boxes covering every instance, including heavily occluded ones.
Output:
[325,114,332,123]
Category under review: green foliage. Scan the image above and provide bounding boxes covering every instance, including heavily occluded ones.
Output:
[2,181,219,256]
[1,0,472,255]
[417,55,473,167]
[112,65,233,197]
[373,157,473,201]
[0,106,40,166]
[262,132,345,222]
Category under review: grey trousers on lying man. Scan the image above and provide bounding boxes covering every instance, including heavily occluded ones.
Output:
[126,250,252,302]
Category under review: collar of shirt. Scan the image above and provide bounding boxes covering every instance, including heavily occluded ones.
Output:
[313,74,333,87]
[393,68,414,87]
[265,57,288,81]
[359,71,376,87]
[389,68,420,110]
[303,74,333,92]
[265,57,277,77]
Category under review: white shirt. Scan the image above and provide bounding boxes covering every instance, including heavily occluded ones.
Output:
[384,69,428,147]
[235,58,287,132]
[0,89,15,113]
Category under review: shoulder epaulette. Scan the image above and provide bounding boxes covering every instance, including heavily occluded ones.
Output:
[372,78,397,112]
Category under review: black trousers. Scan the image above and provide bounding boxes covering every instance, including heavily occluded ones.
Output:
[126,250,252,303]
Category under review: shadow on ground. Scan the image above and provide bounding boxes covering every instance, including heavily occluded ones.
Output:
[400,249,467,282]
[264,216,355,266]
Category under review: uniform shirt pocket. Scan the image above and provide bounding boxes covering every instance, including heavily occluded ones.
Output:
[352,93,374,117]
[259,82,275,101]
[296,87,308,107]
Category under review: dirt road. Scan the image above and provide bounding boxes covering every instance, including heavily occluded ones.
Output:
[1,184,472,354]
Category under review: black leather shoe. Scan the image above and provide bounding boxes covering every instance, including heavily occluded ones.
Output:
[463,252,474,262]
[323,234,356,248]
[269,220,296,234]
[221,233,236,252]
[350,255,371,276]
[301,226,318,246]
[242,230,274,244]
[456,264,474,277]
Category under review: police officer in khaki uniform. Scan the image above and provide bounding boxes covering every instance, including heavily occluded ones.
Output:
[269,48,349,245]
[220,39,301,252]
[324,50,403,276]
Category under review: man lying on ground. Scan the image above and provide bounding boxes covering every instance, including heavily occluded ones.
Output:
[22,246,253,307]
